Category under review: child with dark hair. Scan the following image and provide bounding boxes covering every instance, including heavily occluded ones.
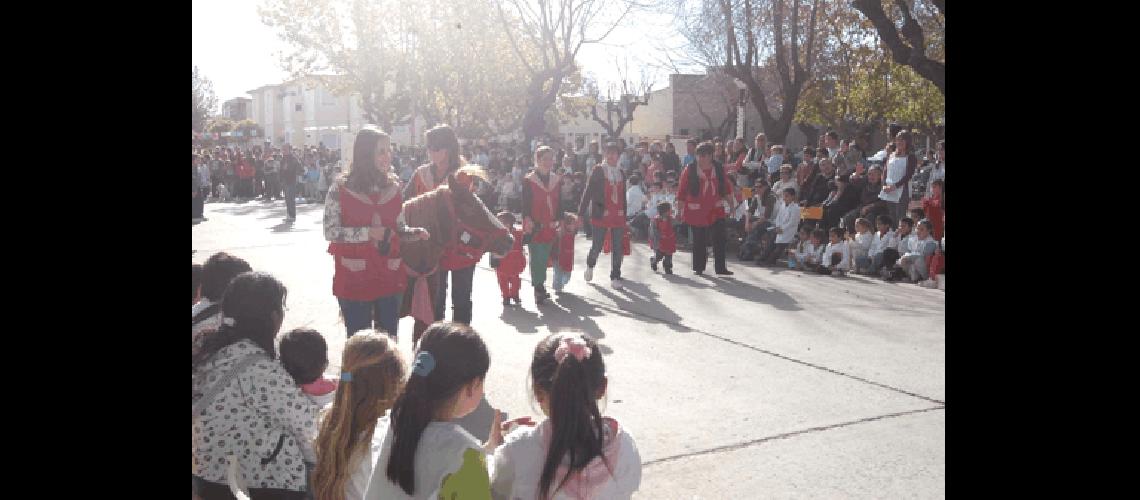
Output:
[787,226,816,270]
[881,217,915,280]
[757,187,801,265]
[490,332,641,499]
[490,212,528,306]
[803,228,828,272]
[193,252,253,355]
[849,217,875,274]
[896,219,939,283]
[822,227,851,277]
[649,201,677,274]
[279,328,338,408]
[368,322,510,499]
[869,214,899,275]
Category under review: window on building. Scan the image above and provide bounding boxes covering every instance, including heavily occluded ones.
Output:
[295,104,303,112]
[679,128,690,136]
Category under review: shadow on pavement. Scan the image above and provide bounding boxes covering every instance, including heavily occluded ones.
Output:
[590,282,692,333]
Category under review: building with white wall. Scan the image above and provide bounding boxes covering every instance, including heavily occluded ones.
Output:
[222,97,252,121]
[247,76,368,150]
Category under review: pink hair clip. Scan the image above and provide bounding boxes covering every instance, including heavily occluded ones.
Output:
[553,337,592,363]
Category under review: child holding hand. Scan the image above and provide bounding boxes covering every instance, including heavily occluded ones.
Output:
[551,213,579,293]
[649,201,677,275]
[491,212,527,306]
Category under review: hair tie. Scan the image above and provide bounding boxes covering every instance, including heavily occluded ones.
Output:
[411,351,436,377]
[222,317,235,327]
[553,337,592,364]
[340,372,352,382]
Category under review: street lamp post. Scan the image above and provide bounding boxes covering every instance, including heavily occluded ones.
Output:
[733,78,748,140]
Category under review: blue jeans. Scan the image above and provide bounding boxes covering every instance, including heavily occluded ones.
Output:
[283,183,297,218]
[338,294,402,338]
[553,267,572,289]
[586,226,624,279]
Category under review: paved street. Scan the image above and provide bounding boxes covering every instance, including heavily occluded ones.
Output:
[193,198,945,499]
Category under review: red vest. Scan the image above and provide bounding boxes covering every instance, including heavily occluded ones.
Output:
[328,183,407,301]
[653,216,677,254]
[525,171,560,243]
[496,229,527,276]
[678,165,725,227]
[592,175,627,228]
[557,227,575,272]
[411,164,445,197]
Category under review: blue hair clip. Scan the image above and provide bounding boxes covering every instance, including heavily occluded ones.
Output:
[340,372,352,382]
[412,351,436,377]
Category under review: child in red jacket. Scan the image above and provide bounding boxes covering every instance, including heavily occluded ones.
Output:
[491,212,527,306]
[551,212,579,293]
[649,201,677,274]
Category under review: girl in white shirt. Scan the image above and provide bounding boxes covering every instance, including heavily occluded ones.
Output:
[869,214,899,275]
[312,331,406,500]
[490,333,642,500]
[787,226,815,269]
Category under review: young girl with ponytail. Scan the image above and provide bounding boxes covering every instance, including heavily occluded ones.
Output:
[365,321,501,500]
[312,330,407,500]
[490,332,642,500]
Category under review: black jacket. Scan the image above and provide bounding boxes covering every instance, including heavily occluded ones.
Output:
[578,164,626,220]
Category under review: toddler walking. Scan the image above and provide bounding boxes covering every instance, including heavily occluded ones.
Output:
[490,212,527,306]
[552,212,578,293]
[648,201,677,275]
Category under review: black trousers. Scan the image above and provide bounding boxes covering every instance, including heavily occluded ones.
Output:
[690,219,728,273]
[652,251,673,270]
[586,225,624,279]
[193,476,306,500]
[435,265,475,324]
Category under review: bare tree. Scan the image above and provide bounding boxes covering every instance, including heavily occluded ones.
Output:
[193,66,218,132]
[586,60,655,139]
[851,0,944,94]
[494,0,635,147]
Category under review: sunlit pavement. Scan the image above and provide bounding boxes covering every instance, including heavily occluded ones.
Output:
[194,198,945,498]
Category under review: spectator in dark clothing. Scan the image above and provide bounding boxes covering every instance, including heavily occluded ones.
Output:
[822,175,860,231]
[801,157,835,207]
[281,144,302,222]
[663,142,682,176]
[841,165,888,233]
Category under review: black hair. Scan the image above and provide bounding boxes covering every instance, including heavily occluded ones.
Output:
[192,263,203,302]
[426,124,461,173]
[192,272,287,369]
[826,130,839,141]
[829,227,845,239]
[875,214,894,227]
[531,333,608,499]
[657,201,672,214]
[917,219,933,233]
[811,228,827,242]
[386,322,490,495]
[782,187,797,197]
[346,126,394,193]
[628,176,641,186]
[888,123,903,139]
[899,217,915,228]
[695,141,715,156]
[497,211,517,226]
[200,252,253,302]
[278,328,329,386]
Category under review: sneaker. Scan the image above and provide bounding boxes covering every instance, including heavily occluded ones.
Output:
[715,269,734,276]
[664,268,673,275]
[611,279,624,290]
[584,267,594,282]
[512,296,522,305]
[649,256,658,272]
[553,281,564,292]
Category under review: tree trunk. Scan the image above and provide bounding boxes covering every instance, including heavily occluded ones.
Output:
[852,0,945,94]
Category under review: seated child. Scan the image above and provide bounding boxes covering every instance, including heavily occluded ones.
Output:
[312,330,407,500]
[802,228,828,272]
[848,217,875,274]
[786,226,815,270]
[279,328,338,408]
[552,213,578,293]
[881,217,915,281]
[490,332,641,499]
[490,212,527,306]
[821,227,851,277]
[897,219,939,283]
[758,187,801,265]
[868,215,898,275]
[649,201,677,275]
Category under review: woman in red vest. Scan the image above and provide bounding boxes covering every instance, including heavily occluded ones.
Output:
[521,145,563,304]
[235,150,256,199]
[577,141,629,289]
[324,126,428,338]
[676,141,736,276]
[403,124,482,324]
